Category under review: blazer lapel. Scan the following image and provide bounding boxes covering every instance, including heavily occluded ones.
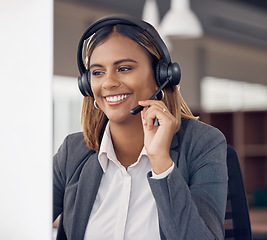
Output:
[70,152,103,240]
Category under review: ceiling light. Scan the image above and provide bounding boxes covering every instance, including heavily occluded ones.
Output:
[142,0,160,28]
[142,0,173,49]
[159,0,203,38]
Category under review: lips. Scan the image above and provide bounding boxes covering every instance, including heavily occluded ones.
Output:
[105,94,130,103]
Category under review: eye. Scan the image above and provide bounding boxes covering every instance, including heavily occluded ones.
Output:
[91,70,104,76]
[118,66,132,72]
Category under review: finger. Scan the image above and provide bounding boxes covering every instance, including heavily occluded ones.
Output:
[144,103,170,120]
[143,105,168,129]
[140,106,149,127]
[139,100,171,116]
[138,100,162,108]
[139,100,173,130]
[141,106,159,130]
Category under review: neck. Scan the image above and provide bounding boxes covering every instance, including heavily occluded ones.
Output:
[109,117,144,167]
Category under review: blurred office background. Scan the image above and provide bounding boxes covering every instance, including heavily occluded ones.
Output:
[2,1,266,239]
[53,0,267,239]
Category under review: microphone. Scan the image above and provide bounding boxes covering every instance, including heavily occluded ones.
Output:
[130,78,170,115]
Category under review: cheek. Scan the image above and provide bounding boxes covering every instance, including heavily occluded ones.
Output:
[141,74,158,93]
[90,78,101,95]
[135,67,157,90]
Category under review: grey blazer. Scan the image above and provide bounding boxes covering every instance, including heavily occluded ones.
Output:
[53,119,228,240]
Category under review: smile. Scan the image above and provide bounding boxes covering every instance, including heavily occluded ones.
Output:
[105,94,130,103]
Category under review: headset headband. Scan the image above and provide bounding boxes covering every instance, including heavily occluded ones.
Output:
[77,15,171,74]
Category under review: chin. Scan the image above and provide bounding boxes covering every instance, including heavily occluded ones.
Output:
[107,112,137,124]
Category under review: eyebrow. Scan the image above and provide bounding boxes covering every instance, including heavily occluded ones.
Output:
[89,59,138,70]
[114,59,137,65]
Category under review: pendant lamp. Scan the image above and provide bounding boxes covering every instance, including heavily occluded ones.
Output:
[142,0,173,49]
[159,0,203,38]
[142,0,160,28]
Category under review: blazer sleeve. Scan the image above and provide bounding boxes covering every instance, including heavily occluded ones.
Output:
[53,136,68,222]
[53,132,95,223]
[148,125,228,240]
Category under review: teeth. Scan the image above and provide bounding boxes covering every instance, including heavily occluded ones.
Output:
[106,95,128,102]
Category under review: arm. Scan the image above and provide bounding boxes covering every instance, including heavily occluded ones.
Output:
[53,136,68,222]
[53,132,96,223]
[140,100,227,239]
[148,127,227,240]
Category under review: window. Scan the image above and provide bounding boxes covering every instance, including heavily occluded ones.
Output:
[201,76,267,112]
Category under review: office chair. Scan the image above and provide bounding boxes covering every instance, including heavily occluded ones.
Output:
[224,145,252,240]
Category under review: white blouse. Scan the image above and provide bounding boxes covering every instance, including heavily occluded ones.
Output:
[84,122,174,240]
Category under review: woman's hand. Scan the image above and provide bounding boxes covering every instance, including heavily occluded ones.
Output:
[139,100,179,174]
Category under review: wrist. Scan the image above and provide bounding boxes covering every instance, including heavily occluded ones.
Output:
[151,162,174,179]
[150,156,173,175]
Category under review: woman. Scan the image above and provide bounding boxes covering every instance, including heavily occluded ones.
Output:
[53,15,228,240]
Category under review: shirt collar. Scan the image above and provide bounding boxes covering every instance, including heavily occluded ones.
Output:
[98,121,114,172]
[98,121,148,172]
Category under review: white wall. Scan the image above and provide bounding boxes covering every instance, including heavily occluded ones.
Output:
[0,1,53,239]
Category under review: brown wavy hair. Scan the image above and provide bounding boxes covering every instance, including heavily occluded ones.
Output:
[81,23,198,151]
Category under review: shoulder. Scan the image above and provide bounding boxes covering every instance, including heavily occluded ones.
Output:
[177,119,226,144]
[56,132,93,160]
[172,119,227,165]
[53,132,96,182]
[64,132,92,156]
[171,119,227,184]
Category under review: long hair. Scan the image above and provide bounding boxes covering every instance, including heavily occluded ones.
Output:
[81,23,198,151]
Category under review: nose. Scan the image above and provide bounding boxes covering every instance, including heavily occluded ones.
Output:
[102,72,121,90]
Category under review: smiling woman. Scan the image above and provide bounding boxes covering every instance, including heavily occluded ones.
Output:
[53,15,228,240]
[89,32,158,128]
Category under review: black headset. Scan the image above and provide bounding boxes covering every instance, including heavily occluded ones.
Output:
[77,15,181,98]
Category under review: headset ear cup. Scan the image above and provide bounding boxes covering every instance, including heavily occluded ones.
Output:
[78,70,93,97]
[154,61,161,87]
[168,62,181,86]
[155,59,167,87]
[155,60,181,89]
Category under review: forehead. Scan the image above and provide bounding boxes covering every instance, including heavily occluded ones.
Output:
[90,32,149,62]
